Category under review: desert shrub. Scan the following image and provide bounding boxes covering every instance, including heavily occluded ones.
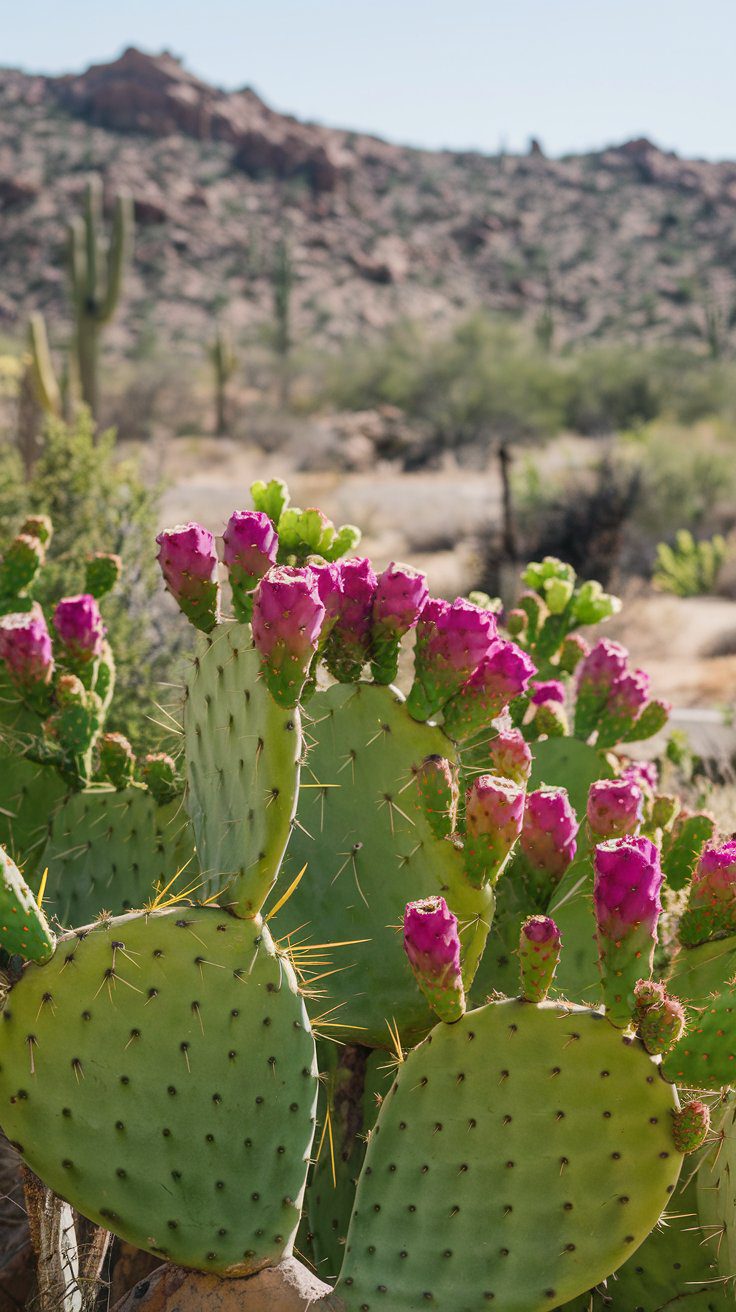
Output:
[653,529,728,597]
[561,347,661,433]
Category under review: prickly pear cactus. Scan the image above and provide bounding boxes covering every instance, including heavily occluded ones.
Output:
[184,624,302,917]
[529,737,613,820]
[0,907,318,1276]
[696,1097,736,1295]
[40,785,197,928]
[0,846,55,962]
[334,998,683,1312]
[0,673,66,871]
[663,936,736,1089]
[275,682,493,1045]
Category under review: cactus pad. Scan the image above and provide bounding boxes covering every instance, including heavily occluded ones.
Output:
[663,937,736,1089]
[696,1098,736,1294]
[335,999,682,1312]
[0,907,318,1275]
[185,624,302,917]
[41,786,196,928]
[528,737,612,820]
[0,846,55,962]
[276,682,493,1046]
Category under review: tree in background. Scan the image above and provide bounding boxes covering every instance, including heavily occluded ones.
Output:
[272,234,294,408]
[209,320,237,436]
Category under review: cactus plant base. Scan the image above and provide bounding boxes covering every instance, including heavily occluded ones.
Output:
[111,1257,341,1311]
[0,907,318,1276]
[335,998,682,1312]
[41,786,197,928]
[276,681,493,1047]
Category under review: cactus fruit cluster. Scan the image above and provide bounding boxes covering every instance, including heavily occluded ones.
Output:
[0,477,734,1310]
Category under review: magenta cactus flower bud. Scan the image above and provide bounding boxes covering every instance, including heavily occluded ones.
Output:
[223,510,278,622]
[518,787,578,902]
[53,594,105,669]
[519,915,562,1003]
[486,729,533,786]
[252,565,325,707]
[596,668,651,749]
[415,755,459,840]
[464,774,525,887]
[156,522,220,632]
[574,638,630,739]
[441,639,536,742]
[559,632,589,675]
[621,760,659,796]
[0,606,54,696]
[593,836,663,1026]
[403,895,466,1024]
[679,840,736,947]
[587,778,643,840]
[672,1100,710,1154]
[322,557,378,683]
[407,597,496,722]
[370,562,429,684]
[531,680,565,706]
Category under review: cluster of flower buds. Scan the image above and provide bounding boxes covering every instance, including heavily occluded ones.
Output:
[516,558,621,661]
[593,836,663,1027]
[575,639,670,748]
[679,840,736,947]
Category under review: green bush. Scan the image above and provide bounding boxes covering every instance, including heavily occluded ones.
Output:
[653,529,728,597]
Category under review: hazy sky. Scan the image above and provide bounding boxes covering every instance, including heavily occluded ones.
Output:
[6,0,736,160]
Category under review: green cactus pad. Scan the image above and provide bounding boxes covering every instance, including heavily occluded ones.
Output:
[662,813,716,891]
[185,623,302,917]
[335,999,682,1312]
[40,786,197,928]
[663,937,736,1090]
[546,857,603,1006]
[0,907,318,1276]
[528,736,612,821]
[696,1098,736,1293]
[0,674,66,872]
[275,681,494,1046]
[562,1165,731,1309]
[0,846,55,962]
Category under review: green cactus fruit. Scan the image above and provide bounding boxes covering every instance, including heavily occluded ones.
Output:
[323,525,362,562]
[19,514,53,547]
[84,552,122,599]
[696,1098,736,1292]
[414,756,458,840]
[0,535,44,600]
[662,812,716,890]
[275,681,493,1046]
[93,640,116,713]
[0,906,318,1276]
[97,732,136,790]
[305,1042,392,1283]
[251,477,290,525]
[672,1100,710,1153]
[529,737,613,822]
[334,998,682,1312]
[41,786,196,927]
[519,915,562,1002]
[563,1163,731,1309]
[44,678,103,758]
[0,845,55,961]
[662,936,736,1090]
[532,700,568,738]
[559,634,588,675]
[637,993,686,1056]
[184,624,302,918]
[140,752,181,806]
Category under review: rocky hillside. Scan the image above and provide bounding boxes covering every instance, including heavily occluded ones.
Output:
[1,47,736,360]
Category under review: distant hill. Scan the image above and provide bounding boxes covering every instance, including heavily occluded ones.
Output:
[1,48,735,360]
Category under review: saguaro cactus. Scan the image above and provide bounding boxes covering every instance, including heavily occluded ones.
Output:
[209,321,237,436]
[68,176,133,419]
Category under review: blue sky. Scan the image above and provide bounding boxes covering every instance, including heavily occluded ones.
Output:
[6,0,736,160]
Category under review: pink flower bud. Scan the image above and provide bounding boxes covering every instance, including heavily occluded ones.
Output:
[594,836,663,940]
[252,566,326,707]
[53,594,105,662]
[407,598,496,721]
[531,680,565,706]
[464,774,525,886]
[156,522,220,632]
[673,1100,710,1154]
[587,778,643,839]
[575,638,630,739]
[403,895,466,1024]
[485,729,532,786]
[621,760,659,795]
[519,787,578,882]
[441,639,536,741]
[323,557,378,682]
[680,840,736,947]
[519,915,562,1003]
[370,561,428,684]
[415,755,459,840]
[0,606,54,691]
[223,510,278,621]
